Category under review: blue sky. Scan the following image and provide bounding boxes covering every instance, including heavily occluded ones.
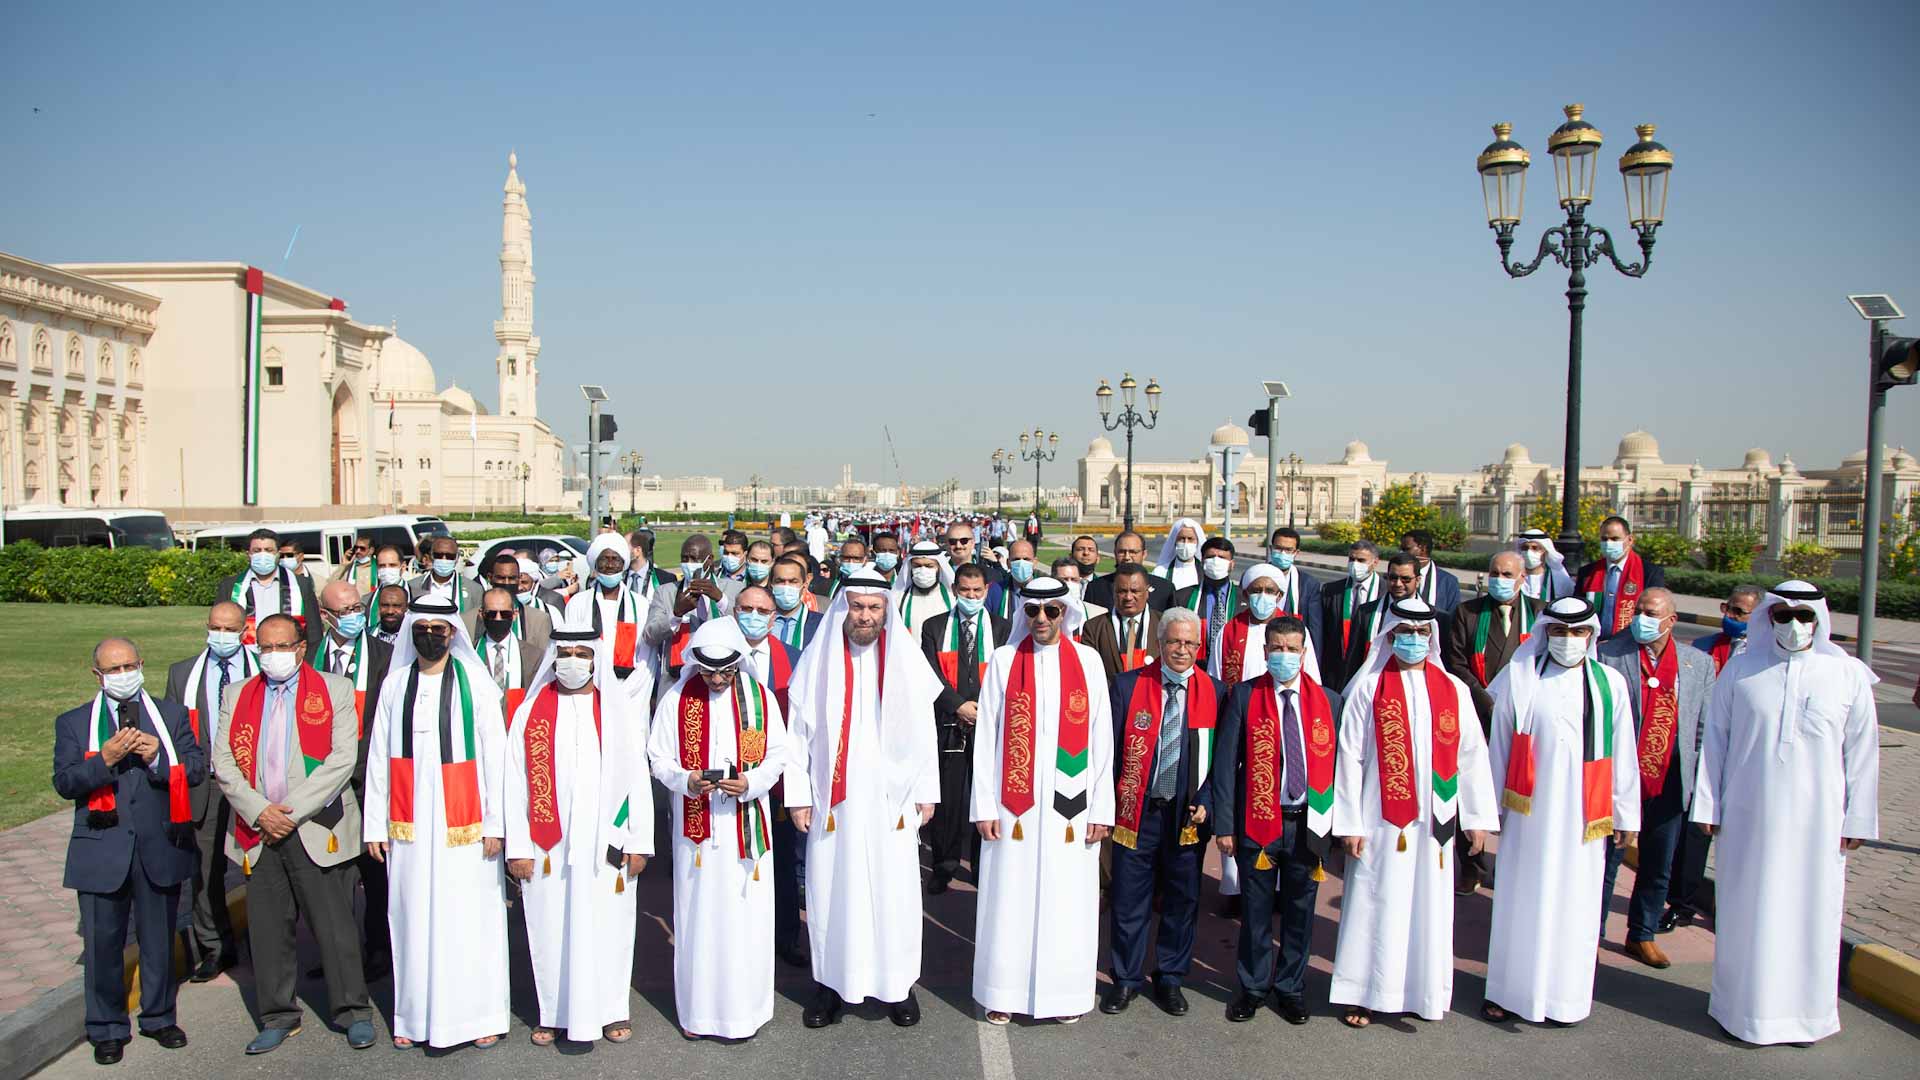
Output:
[6,1,1916,488]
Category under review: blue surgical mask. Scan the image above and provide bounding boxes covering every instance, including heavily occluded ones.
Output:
[1247,592,1279,621]
[736,611,771,640]
[1009,559,1035,583]
[720,554,744,574]
[772,584,803,611]
[874,552,898,572]
[1486,577,1517,603]
[1630,613,1664,644]
[745,562,770,583]
[334,611,367,639]
[278,556,301,573]
[839,561,866,577]
[249,551,278,576]
[542,559,562,575]
[432,557,457,578]
[681,561,704,581]
[1268,550,1295,571]
[206,629,243,658]
[377,566,403,587]
[955,595,985,618]
[1267,651,1302,684]
[1601,539,1627,562]
[1721,616,1747,639]
[596,571,624,589]
[1391,633,1430,665]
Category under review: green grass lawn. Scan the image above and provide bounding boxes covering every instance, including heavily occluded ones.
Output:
[0,603,206,829]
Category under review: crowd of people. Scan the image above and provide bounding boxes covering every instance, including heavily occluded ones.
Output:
[51,511,1880,1063]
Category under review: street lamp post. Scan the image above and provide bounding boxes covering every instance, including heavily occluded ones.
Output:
[1477,104,1673,564]
[748,473,763,519]
[1018,427,1058,519]
[1096,373,1161,532]
[619,450,644,515]
[580,385,608,526]
[991,449,1013,518]
[519,462,531,516]
[1284,452,1304,528]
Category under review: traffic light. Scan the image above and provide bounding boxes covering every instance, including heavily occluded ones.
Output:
[597,413,619,441]
[1246,409,1270,438]
[1876,333,1919,396]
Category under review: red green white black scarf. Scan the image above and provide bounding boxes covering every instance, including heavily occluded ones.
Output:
[387,661,483,847]
[84,691,189,828]
[1501,656,1619,843]
[999,637,1092,842]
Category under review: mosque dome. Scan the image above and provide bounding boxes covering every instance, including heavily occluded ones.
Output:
[1342,440,1372,465]
[1085,436,1115,457]
[439,384,486,415]
[1741,447,1773,471]
[378,335,438,395]
[1209,421,1250,448]
[1614,429,1663,466]
[1502,442,1532,465]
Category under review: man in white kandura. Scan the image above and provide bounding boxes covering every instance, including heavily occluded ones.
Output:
[894,539,953,639]
[649,618,790,1041]
[563,533,655,705]
[1151,517,1204,592]
[971,576,1116,1025]
[1329,597,1497,1028]
[783,568,942,1030]
[1692,581,1879,1046]
[505,623,652,1047]
[1482,597,1639,1025]
[362,600,510,1050]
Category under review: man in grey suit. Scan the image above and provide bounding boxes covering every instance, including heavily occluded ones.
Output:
[212,614,374,1054]
[644,533,742,683]
[1598,586,1712,970]
[405,535,482,614]
[161,600,255,982]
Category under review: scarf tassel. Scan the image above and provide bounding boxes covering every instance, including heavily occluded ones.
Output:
[825,812,835,833]
[242,852,252,877]
[542,854,551,877]
[1310,862,1327,882]
[1064,823,1074,844]
[326,833,338,854]
[896,814,906,831]
[695,847,703,868]
[1396,831,1407,852]
[1254,851,1274,871]
[752,860,761,882]
[1439,846,1446,869]
[1011,819,1024,841]
[614,874,625,894]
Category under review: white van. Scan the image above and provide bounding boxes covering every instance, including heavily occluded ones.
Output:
[190,515,450,584]
[2,507,177,549]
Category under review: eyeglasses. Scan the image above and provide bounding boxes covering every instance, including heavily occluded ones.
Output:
[945,537,971,546]
[482,612,515,623]
[701,667,740,679]
[256,642,303,655]
[328,603,367,617]
[1023,603,1065,619]
[413,626,454,640]
[1770,608,1817,626]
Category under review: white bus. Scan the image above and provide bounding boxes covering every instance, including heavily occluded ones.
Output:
[2,507,177,549]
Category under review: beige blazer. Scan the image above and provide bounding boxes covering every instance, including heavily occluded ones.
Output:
[213,670,362,869]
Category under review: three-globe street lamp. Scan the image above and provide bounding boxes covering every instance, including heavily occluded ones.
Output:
[1096,373,1161,533]
[1018,427,1058,519]
[748,473,764,518]
[1283,452,1305,529]
[518,462,531,516]
[618,450,644,515]
[1477,103,1673,563]
[991,448,1014,518]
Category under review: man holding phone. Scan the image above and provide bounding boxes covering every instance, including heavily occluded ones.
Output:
[645,534,742,683]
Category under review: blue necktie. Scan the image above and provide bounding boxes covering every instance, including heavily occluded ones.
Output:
[1605,563,1621,630]
[1281,689,1306,804]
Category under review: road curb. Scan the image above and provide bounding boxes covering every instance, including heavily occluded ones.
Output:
[1844,937,1920,1026]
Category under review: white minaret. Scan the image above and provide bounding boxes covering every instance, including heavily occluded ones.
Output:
[495,151,541,417]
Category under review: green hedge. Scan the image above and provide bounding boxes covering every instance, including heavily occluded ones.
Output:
[0,543,247,606]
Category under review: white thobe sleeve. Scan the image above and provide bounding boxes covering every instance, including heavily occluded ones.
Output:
[971,650,1008,823]
[1840,666,1881,841]
[1332,675,1373,837]
[1689,664,1735,828]
[1085,646,1116,828]
[1450,674,1499,833]
[504,699,534,861]
[907,658,943,808]
[648,692,698,798]
[621,693,655,857]
[362,677,395,843]
[742,693,789,803]
[1606,668,1642,832]
[473,667,508,839]
[1487,676,1516,827]
[783,684,816,810]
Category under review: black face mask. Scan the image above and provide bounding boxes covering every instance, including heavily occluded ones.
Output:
[1075,556,1099,573]
[412,628,451,661]
[378,613,405,633]
[482,615,515,642]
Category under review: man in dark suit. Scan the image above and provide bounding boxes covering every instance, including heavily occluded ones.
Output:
[1211,615,1340,1025]
[55,636,205,1063]
[941,520,1007,589]
[162,601,254,982]
[1400,529,1461,616]
[1102,608,1223,1017]
[919,563,1010,894]
[1574,516,1668,641]
[768,555,823,650]
[216,528,322,652]
[1334,552,1431,695]
[474,587,547,721]
[1079,566,1161,679]
[405,535,482,613]
[1168,537,1245,669]
[467,553,553,653]
[353,589,401,974]
[1442,551,1534,892]
[1315,540,1381,693]
[1085,530,1173,613]
[1265,528,1323,648]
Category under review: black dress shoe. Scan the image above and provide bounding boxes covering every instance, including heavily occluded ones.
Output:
[1152,982,1189,1017]
[362,950,392,978]
[1273,995,1310,1025]
[1658,907,1694,934]
[1099,985,1138,1014]
[1225,994,1261,1023]
[140,1025,189,1049]
[1220,895,1243,919]
[889,991,921,1027]
[927,873,951,896]
[803,987,844,1028]
[777,941,811,969]
[190,955,223,982]
[92,1039,127,1065]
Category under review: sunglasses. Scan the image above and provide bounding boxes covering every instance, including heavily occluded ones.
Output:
[1770,608,1817,625]
[1023,603,1066,619]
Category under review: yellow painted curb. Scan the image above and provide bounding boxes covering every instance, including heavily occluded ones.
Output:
[1848,943,1920,1026]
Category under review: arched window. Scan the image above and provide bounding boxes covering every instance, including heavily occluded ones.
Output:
[98,341,115,380]
[127,347,143,384]
[32,329,52,371]
[66,334,84,376]
[0,321,14,367]
[506,357,517,375]
[23,460,40,498]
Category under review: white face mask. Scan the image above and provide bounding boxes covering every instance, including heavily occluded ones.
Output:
[1773,618,1815,653]
[377,566,403,587]
[260,652,301,682]
[101,668,145,701]
[1548,635,1588,667]
[554,656,595,689]
[1201,556,1232,581]
[1522,548,1544,570]
[1173,541,1198,562]
[1348,560,1371,582]
[910,565,939,590]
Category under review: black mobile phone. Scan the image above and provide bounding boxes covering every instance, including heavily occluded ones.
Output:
[700,768,727,783]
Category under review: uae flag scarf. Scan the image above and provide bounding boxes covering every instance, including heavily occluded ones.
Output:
[1468,595,1536,686]
[227,667,339,870]
[589,586,646,676]
[1112,661,1216,850]
[1372,658,1462,863]
[1580,550,1645,637]
[1242,673,1336,869]
[1500,656,1619,843]
[231,568,304,646]
[999,636,1092,842]
[826,632,887,833]
[676,674,773,874]
[83,691,190,830]
[386,660,483,847]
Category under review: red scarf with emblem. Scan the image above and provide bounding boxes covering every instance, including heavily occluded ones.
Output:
[227,667,334,857]
[1579,550,1644,636]
[999,636,1091,839]
[1637,643,1679,797]
[1112,662,1217,849]
[826,632,887,827]
[1243,673,1336,849]
[1372,659,1459,842]
[523,684,601,853]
